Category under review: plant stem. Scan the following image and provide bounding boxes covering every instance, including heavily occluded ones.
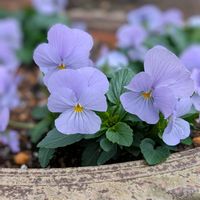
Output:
[8,120,35,129]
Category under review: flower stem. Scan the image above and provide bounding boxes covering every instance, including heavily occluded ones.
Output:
[8,120,35,129]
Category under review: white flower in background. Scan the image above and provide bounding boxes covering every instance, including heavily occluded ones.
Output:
[187,16,200,27]
[96,46,128,70]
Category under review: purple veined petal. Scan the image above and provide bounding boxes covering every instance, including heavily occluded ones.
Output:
[191,93,200,111]
[180,45,200,71]
[162,117,190,146]
[144,46,194,98]
[116,24,147,48]
[191,69,200,94]
[47,88,77,113]
[163,9,183,27]
[77,67,109,94]
[48,24,93,61]
[120,91,159,124]
[79,87,107,112]
[33,43,61,74]
[47,24,77,58]
[175,98,192,117]
[126,72,153,93]
[55,109,101,134]
[47,69,87,97]
[0,107,10,132]
[153,86,176,119]
[8,130,20,153]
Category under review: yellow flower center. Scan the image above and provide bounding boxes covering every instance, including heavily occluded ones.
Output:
[58,63,66,70]
[74,103,84,113]
[142,91,152,99]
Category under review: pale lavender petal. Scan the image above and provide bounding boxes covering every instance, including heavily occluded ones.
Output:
[79,88,107,112]
[144,46,194,98]
[77,67,109,94]
[0,18,22,50]
[33,43,61,74]
[120,92,159,124]
[191,93,200,111]
[117,24,147,48]
[8,130,20,153]
[153,86,176,118]
[55,109,101,134]
[0,107,9,132]
[126,72,153,92]
[191,69,200,94]
[47,88,76,112]
[175,98,192,117]
[162,117,190,146]
[47,69,87,97]
[0,42,19,72]
[32,0,68,15]
[180,45,200,71]
[48,24,93,62]
[127,5,162,31]
[163,9,183,27]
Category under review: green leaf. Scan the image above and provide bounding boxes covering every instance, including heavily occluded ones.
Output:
[100,138,113,152]
[37,128,83,148]
[31,105,49,120]
[107,68,134,104]
[97,146,117,165]
[140,138,170,165]
[30,117,52,143]
[181,137,192,145]
[106,122,133,147]
[81,143,101,166]
[38,148,55,168]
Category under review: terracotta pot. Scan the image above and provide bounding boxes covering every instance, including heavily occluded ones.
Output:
[0,147,200,199]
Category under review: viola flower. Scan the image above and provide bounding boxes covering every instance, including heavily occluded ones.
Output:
[120,46,194,124]
[0,42,20,72]
[47,67,109,134]
[181,46,200,111]
[0,18,22,50]
[33,24,93,83]
[32,0,68,15]
[162,98,192,146]
[0,68,19,131]
[127,5,162,32]
[0,107,9,132]
[163,9,183,27]
[96,49,128,70]
[180,45,200,72]
[0,130,20,153]
[117,24,147,48]
[128,46,147,62]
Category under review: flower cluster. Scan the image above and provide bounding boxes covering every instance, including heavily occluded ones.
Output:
[35,22,200,167]
[0,18,21,152]
[120,46,194,145]
[34,24,109,134]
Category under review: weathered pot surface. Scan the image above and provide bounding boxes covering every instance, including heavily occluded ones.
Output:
[0,148,199,200]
